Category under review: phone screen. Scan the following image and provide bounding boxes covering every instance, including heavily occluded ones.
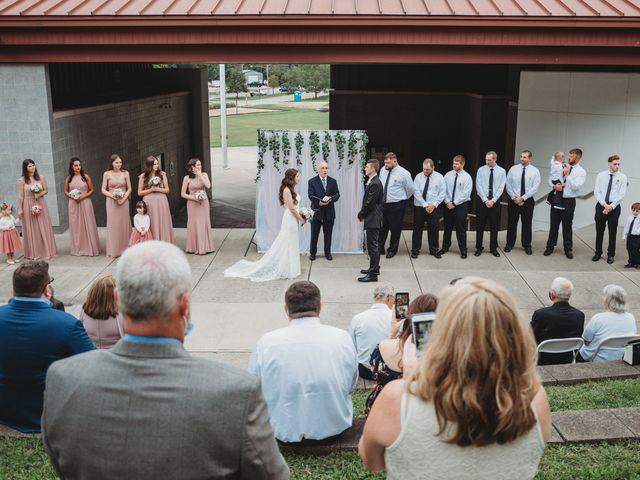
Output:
[412,312,436,354]
[395,292,409,320]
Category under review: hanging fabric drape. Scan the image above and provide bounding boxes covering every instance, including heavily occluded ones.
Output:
[255,129,368,254]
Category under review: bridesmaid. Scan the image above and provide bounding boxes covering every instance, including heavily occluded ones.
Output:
[137,155,174,244]
[101,154,132,258]
[181,158,214,254]
[18,159,57,260]
[64,157,100,256]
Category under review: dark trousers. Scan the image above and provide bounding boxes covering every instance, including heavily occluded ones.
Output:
[546,197,576,252]
[380,201,406,254]
[627,234,640,265]
[365,228,380,274]
[506,197,535,248]
[475,202,501,251]
[411,206,440,254]
[442,202,468,253]
[594,204,621,257]
[309,216,334,256]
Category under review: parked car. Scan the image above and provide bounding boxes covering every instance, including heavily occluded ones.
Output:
[279,85,289,93]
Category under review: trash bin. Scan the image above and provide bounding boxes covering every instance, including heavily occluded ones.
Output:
[293,91,302,102]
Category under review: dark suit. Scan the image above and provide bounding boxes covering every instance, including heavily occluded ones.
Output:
[308,175,340,256]
[0,298,94,433]
[42,340,289,480]
[358,176,384,274]
[531,302,585,365]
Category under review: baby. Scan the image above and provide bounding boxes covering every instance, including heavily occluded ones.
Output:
[546,151,565,210]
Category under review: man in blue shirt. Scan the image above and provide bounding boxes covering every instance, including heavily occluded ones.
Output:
[0,261,94,432]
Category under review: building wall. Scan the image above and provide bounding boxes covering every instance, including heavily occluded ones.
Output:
[0,65,60,226]
[515,71,640,231]
[52,92,191,227]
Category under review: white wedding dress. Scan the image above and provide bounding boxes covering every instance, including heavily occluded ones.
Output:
[224,195,301,282]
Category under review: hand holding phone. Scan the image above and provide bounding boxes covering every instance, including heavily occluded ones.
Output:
[411,312,436,356]
[395,292,409,320]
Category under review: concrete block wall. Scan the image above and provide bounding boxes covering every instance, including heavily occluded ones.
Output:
[0,65,60,226]
[52,92,191,227]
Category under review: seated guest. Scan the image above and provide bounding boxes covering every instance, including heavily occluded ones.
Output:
[359,278,552,478]
[364,293,437,417]
[249,280,358,442]
[350,284,394,380]
[531,277,585,365]
[79,274,123,349]
[42,241,288,480]
[578,284,638,362]
[0,261,94,433]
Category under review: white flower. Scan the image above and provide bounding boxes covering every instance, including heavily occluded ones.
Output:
[111,188,124,199]
[194,190,207,201]
[69,189,82,200]
[30,183,43,193]
[149,176,162,187]
[300,207,314,220]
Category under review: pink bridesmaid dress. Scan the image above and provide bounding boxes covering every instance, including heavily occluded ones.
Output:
[185,177,214,254]
[68,175,100,256]
[105,177,131,258]
[21,176,57,260]
[140,174,174,244]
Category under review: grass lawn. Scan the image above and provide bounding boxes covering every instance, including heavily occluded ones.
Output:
[210,107,329,148]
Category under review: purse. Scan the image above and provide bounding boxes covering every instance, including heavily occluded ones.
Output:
[622,340,640,366]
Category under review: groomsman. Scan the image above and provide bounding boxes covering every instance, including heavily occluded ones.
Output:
[544,148,587,259]
[475,151,506,257]
[378,152,413,259]
[593,155,626,264]
[411,158,445,259]
[308,161,340,261]
[438,155,473,259]
[358,160,384,283]
[505,150,541,255]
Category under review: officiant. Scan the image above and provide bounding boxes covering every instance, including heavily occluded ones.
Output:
[308,161,340,261]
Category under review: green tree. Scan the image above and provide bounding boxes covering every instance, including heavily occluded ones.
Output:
[207,64,220,82]
[268,74,280,94]
[286,64,330,98]
[226,65,248,113]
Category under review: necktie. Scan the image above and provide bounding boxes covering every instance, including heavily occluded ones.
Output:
[488,169,494,200]
[383,169,392,203]
[451,173,458,204]
[322,176,327,191]
[605,174,613,204]
[422,175,430,201]
[628,217,637,236]
[520,167,526,196]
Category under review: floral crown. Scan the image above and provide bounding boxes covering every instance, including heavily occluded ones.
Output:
[0,202,10,211]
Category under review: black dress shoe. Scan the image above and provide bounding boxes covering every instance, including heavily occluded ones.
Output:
[474,248,482,257]
[309,254,316,261]
[491,250,500,258]
[325,254,333,261]
[607,256,614,264]
[624,263,634,268]
[565,251,574,259]
[437,248,448,256]
[385,251,396,259]
[460,251,468,259]
[525,247,532,255]
[503,245,512,252]
[432,251,442,259]
[543,248,553,256]
[592,254,601,262]
[358,274,378,283]
[410,252,419,259]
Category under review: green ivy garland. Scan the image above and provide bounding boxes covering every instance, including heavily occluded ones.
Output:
[269,133,281,172]
[359,133,369,169]
[294,132,304,166]
[256,130,268,182]
[309,131,320,172]
[282,133,291,165]
[321,132,332,163]
[334,132,345,169]
[347,131,358,165]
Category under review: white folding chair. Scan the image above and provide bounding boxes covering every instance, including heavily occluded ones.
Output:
[537,337,585,364]
[591,334,640,361]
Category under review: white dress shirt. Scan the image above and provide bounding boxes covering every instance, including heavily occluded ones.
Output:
[554,163,586,198]
[349,304,392,367]
[622,215,640,239]
[475,165,506,203]
[248,316,358,442]
[506,164,541,201]
[379,165,414,203]
[412,171,446,208]
[443,170,472,205]
[594,170,627,209]
[579,311,637,361]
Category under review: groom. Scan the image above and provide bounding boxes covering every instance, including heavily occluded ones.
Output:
[358,159,384,282]
[308,161,340,261]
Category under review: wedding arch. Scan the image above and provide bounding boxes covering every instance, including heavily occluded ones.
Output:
[255,129,368,254]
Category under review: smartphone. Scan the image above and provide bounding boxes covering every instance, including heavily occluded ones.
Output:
[412,312,436,355]
[395,292,409,320]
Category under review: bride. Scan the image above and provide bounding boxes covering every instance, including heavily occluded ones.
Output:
[224,168,307,282]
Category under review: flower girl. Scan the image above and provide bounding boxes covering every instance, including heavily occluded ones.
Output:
[0,202,22,264]
[128,201,153,246]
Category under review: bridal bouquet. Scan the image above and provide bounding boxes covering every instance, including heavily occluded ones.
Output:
[30,183,43,193]
[300,207,314,221]
[69,189,82,200]
[31,204,42,216]
[111,188,125,199]
[194,190,207,201]
[149,175,162,187]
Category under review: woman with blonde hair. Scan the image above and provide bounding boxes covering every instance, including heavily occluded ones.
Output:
[79,275,123,349]
[359,277,551,479]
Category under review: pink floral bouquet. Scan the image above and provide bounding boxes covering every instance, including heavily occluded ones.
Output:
[31,204,42,216]
[300,207,314,221]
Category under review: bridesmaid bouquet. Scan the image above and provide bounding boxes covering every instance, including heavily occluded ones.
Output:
[194,190,207,201]
[31,205,42,216]
[30,183,43,193]
[111,189,125,199]
[300,207,314,221]
[69,189,82,200]
[149,176,162,187]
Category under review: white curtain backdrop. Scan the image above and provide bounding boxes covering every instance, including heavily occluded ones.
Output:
[255,130,367,254]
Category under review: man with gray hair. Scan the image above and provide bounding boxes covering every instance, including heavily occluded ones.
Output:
[349,284,395,380]
[530,277,585,365]
[42,241,288,480]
